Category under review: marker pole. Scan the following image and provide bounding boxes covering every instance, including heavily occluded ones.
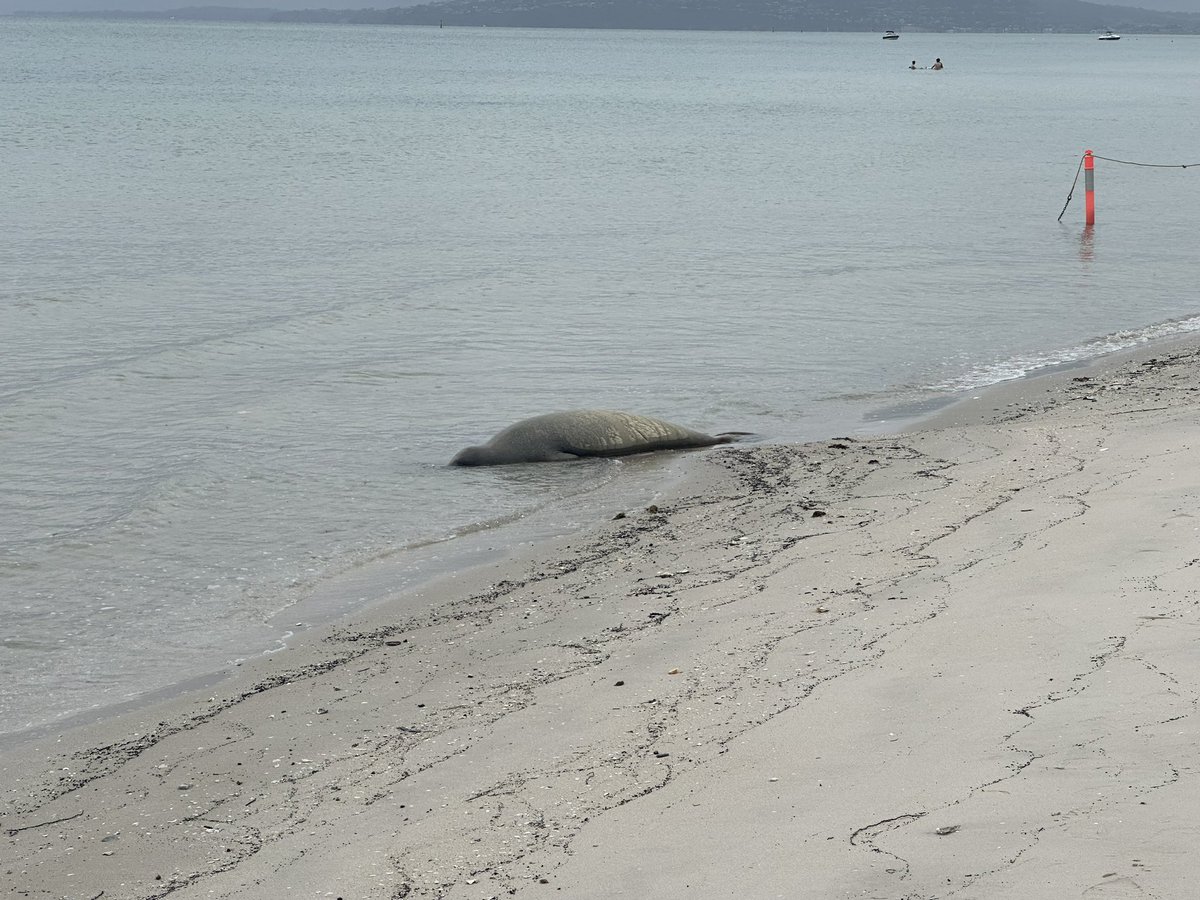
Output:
[1084,150,1095,225]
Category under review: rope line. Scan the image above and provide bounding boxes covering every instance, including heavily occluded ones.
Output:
[1057,155,1085,222]
[1091,154,1199,169]
[1059,151,1198,220]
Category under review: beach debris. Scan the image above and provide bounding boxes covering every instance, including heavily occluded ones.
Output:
[667,668,681,675]
[811,510,826,518]
[645,504,659,513]
[614,680,625,686]
[935,825,960,836]
[612,511,626,520]
[177,783,193,791]
[654,750,670,758]
[815,606,830,613]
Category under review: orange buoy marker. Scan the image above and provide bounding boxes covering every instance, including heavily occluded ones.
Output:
[1084,149,1095,225]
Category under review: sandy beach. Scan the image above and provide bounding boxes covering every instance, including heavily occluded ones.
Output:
[5,339,1200,900]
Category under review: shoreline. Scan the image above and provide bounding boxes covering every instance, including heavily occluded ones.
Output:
[5,334,1200,897]
[0,360,1023,749]
[0,363,932,748]
[0,443,721,750]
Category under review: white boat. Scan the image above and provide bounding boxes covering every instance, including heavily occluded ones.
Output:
[1098,30,1121,40]
[882,31,900,40]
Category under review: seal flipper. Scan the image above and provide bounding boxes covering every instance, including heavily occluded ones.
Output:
[540,449,585,461]
[563,436,720,459]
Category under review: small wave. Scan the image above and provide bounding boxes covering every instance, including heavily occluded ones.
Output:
[255,457,627,622]
[934,314,1200,393]
[0,638,63,653]
[342,370,441,382]
[389,459,625,546]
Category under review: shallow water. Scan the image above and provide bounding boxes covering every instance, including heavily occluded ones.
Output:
[3,21,1199,736]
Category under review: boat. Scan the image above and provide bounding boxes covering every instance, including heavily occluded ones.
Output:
[882,31,900,40]
[1098,30,1121,40]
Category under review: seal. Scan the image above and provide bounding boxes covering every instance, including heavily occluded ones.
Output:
[451,410,739,466]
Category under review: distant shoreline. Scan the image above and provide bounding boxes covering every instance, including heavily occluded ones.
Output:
[8,8,1200,35]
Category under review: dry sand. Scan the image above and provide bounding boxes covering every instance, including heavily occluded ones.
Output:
[4,340,1200,900]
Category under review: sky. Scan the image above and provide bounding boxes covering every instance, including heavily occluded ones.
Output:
[3,0,1199,15]
[1,0,400,9]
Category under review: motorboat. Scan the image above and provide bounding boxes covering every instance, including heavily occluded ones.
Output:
[882,31,900,40]
[1098,30,1121,40]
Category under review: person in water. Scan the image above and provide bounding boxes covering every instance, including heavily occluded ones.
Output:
[909,60,918,69]
[931,58,944,70]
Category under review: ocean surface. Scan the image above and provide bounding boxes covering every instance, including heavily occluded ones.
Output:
[3,20,1199,740]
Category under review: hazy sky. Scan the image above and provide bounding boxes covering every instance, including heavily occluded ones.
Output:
[4,0,1199,15]
[0,0,406,9]
[0,0,420,10]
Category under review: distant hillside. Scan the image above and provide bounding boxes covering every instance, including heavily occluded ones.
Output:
[273,0,1200,31]
[24,0,1200,32]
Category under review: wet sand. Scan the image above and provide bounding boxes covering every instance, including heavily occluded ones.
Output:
[4,339,1200,899]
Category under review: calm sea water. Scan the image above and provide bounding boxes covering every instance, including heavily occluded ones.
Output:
[3,20,1199,738]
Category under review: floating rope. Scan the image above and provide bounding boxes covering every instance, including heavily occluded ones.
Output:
[1058,152,1198,221]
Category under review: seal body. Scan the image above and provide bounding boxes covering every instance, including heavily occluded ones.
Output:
[451,410,734,466]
